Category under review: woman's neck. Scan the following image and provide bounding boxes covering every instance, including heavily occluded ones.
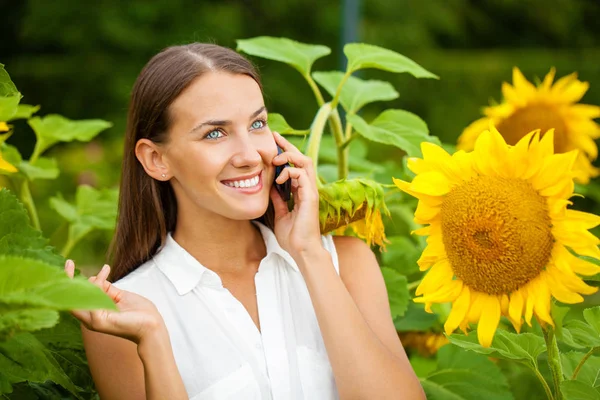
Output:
[172,211,267,276]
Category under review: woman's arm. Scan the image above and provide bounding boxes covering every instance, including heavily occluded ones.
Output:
[66,261,188,400]
[296,237,425,400]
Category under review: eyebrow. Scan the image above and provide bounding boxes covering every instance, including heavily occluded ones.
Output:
[189,106,267,134]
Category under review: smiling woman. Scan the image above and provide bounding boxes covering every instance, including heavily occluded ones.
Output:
[64,43,424,400]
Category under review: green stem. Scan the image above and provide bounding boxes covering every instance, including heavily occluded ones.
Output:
[330,70,352,111]
[61,234,76,259]
[407,280,421,291]
[304,73,326,107]
[20,179,40,230]
[302,72,347,180]
[29,141,43,164]
[344,121,353,140]
[543,326,564,400]
[306,103,332,188]
[529,363,555,400]
[340,133,358,150]
[572,347,599,380]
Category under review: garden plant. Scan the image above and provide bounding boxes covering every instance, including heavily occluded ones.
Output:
[0,36,599,400]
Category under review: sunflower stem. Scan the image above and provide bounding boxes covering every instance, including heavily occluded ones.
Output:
[529,363,555,400]
[543,326,564,400]
[572,346,599,380]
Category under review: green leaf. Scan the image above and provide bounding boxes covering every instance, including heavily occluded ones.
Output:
[0,255,116,311]
[0,65,21,122]
[347,110,440,157]
[563,320,600,348]
[381,235,421,276]
[561,351,600,387]
[394,302,440,332]
[268,113,309,135]
[344,43,438,79]
[584,306,600,335]
[317,135,384,174]
[19,157,59,181]
[8,104,40,121]
[561,380,600,400]
[237,37,330,76]
[0,333,82,398]
[0,188,63,265]
[448,330,546,368]
[421,344,514,400]
[410,355,438,378]
[0,308,59,340]
[381,267,409,319]
[312,71,399,114]
[28,114,112,156]
[51,185,118,247]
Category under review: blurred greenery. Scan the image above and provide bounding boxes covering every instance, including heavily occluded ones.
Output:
[2,0,600,268]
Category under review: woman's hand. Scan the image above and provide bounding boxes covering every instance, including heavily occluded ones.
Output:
[65,260,165,345]
[270,131,324,258]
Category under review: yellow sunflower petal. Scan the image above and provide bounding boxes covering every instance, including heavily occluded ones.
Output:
[508,289,524,333]
[569,104,600,119]
[0,154,17,173]
[416,259,453,296]
[477,295,501,347]
[512,67,537,99]
[540,68,556,92]
[414,280,463,304]
[531,275,554,326]
[409,171,451,197]
[561,80,590,104]
[444,285,471,335]
[546,265,584,304]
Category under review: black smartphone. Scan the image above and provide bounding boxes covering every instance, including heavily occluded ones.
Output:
[274,145,292,201]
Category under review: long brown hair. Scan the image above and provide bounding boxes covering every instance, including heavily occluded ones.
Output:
[109,43,270,282]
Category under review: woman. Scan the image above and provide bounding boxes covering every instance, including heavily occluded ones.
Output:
[65,43,425,400]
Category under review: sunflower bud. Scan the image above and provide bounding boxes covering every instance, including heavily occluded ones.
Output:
[319,178,389,248]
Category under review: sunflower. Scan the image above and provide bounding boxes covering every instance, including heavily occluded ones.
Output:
[394,125,600,347]
[398,331,448,357]
[458,67,600,183]
[0,123,16,173]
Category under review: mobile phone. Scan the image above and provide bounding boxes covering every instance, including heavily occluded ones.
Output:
[274,145,292,201]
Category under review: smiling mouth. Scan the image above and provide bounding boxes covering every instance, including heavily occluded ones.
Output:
[221,172,262,189]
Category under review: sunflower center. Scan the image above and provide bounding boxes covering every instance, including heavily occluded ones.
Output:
[440,176,554,295]
[497,104,568,152]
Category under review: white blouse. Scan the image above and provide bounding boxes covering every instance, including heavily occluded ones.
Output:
[113,221,340,400]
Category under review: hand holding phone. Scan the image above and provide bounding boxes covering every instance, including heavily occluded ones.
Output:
[274,145,292,201]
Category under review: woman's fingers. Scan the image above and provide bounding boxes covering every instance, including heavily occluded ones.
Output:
[273,131,303,155]
[64,259,75,279]
[275,167,318,201]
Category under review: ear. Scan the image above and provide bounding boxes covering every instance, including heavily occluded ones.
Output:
[135,138,171,181]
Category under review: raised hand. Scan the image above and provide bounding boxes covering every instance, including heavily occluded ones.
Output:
[270,131,324,258]
[64,260,165,345]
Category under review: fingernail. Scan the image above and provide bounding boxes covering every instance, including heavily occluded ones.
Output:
[101,264,109,273]
[66,259,74,268]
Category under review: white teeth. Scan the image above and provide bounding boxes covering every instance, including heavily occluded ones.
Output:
[224,175,260,189]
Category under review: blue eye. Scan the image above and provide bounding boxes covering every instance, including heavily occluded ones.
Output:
[251,120,265,130]
[205,129,224,140]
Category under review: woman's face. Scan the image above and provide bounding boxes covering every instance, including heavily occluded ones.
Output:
[161,71,277,221]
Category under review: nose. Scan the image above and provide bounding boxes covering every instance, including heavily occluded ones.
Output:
[230,134,262,169]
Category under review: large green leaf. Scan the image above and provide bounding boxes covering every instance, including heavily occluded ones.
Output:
[19,157,59,181]
[381,235,421,276]
[381,267,409,319]
[268,113,309,136]
[50,185,118,247]
[394,302,440,332]
[28,114,112,156]
[317,135,384,174]
[448,330,546,369]
[561,380,600,400]
[0,308,59,341]
[0,255,116,311]
[347,110,440,157]
[0,333,82,398]
[584,306,600,335]
[0,188,63,265]
[312,71,399,114]
[237,37,330,76]
[561,351,600,387]
[563,319,600,348]
[344,43,438,78]
[421,344,514,400]
[0,64,21,122]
